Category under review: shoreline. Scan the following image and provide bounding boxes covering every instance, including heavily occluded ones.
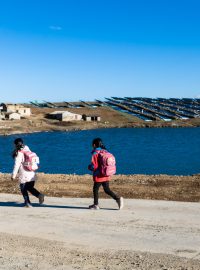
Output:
[1,173,200,202]
[0,122,200,137]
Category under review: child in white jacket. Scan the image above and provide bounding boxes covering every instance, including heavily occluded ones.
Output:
[11,138,44,208]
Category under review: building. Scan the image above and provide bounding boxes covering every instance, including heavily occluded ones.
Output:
[48,111,83,121]
[5,112,21,120]
[1,103,31,117]
[82,114,101,122]
[15,107,31,117]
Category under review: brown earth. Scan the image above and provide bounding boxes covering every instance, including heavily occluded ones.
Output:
[1,173,200,202]
[0,106,200,136]
[1,232,200,270]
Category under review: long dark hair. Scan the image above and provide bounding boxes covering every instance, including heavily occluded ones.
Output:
[12,138,24,158]
[92,138,106,149]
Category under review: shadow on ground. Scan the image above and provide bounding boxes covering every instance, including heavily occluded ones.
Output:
[0,201,118,210]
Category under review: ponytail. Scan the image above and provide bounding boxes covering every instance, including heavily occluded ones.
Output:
[12,138,24,158]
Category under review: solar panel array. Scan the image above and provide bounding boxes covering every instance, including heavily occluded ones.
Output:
[29,97,200,121]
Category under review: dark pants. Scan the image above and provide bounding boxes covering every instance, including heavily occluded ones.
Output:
[20,181,40,204]
[93,181,119,205]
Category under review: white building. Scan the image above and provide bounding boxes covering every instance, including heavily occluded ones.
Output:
[1,103,31,117]
[15,107,31,117]
[48,111,82,121]
[82,114,101,122]
[6,112,21,120]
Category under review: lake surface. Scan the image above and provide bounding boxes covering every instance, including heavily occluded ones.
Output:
[0,127,200,175]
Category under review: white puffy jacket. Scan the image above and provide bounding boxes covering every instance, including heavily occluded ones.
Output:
[12,145,36,184]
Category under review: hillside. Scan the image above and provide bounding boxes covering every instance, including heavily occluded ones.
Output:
[0,105,200,136]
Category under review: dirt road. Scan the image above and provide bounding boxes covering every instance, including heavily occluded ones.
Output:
[0,173,200,269]
[0,194,200,269]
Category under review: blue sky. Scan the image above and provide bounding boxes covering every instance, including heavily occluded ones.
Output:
[0,0,200,102]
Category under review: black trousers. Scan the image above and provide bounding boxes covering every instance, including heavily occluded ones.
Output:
[93,181,119,205]
[20,181,40,204]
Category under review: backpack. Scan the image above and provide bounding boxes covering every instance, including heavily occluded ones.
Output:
[20,150,40,171]
[96,149,116,176]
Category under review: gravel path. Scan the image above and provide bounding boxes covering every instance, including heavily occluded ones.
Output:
[0,194,200,269]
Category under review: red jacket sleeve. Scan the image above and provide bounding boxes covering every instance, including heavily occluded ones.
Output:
[91,152,99,171]
[88,152,98,171]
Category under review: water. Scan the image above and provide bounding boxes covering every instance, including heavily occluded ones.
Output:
[0,127,200,175]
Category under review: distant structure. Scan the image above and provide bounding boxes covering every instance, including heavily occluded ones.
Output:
[103,97,200,121]
[4,98,199,123]
[48,111,82,121]
[30,100,103,109]
[82,114,101,122]
[1,103,31,117]
[29,97,200,122]
[5,112,21,120]
[47,111,101,122]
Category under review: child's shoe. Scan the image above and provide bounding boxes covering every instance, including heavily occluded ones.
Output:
[38,194,44,204]
[89,204,100,210]
[116,197,124,210]
[24,203,33,208]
